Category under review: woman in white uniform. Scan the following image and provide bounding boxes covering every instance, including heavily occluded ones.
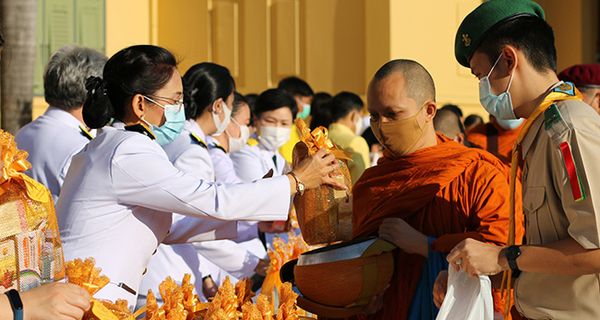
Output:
[140,63,260,302]
[208,92,269,283]
[57,45,342,309]
[231,89,299,246]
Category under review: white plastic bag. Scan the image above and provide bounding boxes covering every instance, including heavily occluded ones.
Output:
[435,268,494,320]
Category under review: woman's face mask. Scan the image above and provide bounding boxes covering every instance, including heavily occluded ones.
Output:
[212,101,232,136]
[258,126,291,151]
[141,95,185,146]
[226,118,250,153]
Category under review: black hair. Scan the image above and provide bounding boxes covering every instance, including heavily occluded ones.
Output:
[476,16,556,72]
[82,45,177,129]
[327,92,363,125]
[464,114,484,128]
[277,76,314,97]
[0,31,4,48]
[183,62,235,120]
[232,91,249,117]
[244,93,259,126]
[372,59,436,105]
[440,104,463,118]
[309,92,333,130]
[254,88,298,120]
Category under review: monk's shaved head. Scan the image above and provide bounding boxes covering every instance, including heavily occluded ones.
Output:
[372,59,436,105]
[434,108,463,138]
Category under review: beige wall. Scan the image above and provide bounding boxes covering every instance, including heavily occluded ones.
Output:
[32,0,598,121]
[388,0,484,117]
[537,0,599,72]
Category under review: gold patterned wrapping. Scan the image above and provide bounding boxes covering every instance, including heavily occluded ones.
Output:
[0,130,65,293]
[66,258,135,320]
[292,119,353,245]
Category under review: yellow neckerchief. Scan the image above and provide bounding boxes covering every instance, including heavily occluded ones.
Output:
[502,82,583,316]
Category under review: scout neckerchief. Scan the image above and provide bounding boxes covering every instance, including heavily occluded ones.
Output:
[502,81,583,315]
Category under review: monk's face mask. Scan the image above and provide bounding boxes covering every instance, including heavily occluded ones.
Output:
[371,106,426,157]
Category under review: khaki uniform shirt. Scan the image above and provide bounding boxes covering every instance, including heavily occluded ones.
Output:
[515,97,600,319]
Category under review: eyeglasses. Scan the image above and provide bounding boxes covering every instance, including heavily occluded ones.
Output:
[143,95,184,112]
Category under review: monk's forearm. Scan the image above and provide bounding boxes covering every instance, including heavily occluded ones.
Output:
[517,238,600,275]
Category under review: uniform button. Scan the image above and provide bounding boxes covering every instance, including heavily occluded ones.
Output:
[143,268,147,275]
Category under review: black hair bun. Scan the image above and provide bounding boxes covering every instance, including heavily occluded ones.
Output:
[82,76,114,129]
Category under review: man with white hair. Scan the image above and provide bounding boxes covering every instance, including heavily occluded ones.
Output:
[16,45,107,201]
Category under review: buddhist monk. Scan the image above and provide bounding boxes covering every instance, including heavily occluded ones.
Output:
[467,115,524,165]
[433,108,467,146]
[353,59,524,319]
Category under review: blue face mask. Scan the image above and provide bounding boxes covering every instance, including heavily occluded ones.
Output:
[496,118,525,130]
[297,103,311,120]
[479,53,517,120]
[142,96,186,146]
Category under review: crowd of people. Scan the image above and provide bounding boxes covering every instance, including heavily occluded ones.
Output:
[1,0,600,319]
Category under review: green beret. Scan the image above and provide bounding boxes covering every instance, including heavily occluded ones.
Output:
[454,0,545,67]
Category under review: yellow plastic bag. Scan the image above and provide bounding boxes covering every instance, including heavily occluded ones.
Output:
[0,130,65,292]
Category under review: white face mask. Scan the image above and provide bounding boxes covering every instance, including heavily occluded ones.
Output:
[479,53,517,120]
[496,118,525,130]
[354,115,364,136]
[227,118,250,153]
[258,126,291,151]
[212,101,232,136]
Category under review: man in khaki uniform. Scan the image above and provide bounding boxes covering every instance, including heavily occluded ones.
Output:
[444,0,600,319]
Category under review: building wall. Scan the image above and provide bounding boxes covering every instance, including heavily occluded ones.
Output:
[32,0,599,121]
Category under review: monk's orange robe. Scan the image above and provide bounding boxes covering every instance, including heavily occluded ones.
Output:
[468,122,524,165]
[353,135,524,320]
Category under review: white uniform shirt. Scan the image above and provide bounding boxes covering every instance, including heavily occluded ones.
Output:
[194,139,267,282]
[15,107,92,202]
[140,121,229,301]
[231,140,289,247]
[57,125,291,308]
[230,138,287,181]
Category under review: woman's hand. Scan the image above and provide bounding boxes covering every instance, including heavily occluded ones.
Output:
[290,148,346,190]
[20,282,90,320]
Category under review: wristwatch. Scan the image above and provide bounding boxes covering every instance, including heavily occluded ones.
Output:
[5,289,23,320]
[504,245,522,277]
[289,172,305,196]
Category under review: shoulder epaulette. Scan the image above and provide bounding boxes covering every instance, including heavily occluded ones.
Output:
[210,143,226,154]
[124,123,156,140]
[247,138,259,147]
[190,133,208,149]
[79,125,94,141]
[544,103,569,139]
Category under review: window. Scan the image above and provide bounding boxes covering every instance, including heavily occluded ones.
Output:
[33,0,105,96]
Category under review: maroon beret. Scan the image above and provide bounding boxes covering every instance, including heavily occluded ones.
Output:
[558,64,600,88]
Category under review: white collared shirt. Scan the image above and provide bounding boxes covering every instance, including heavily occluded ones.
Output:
[230,138,287,182]
[57,125,291,308]
[16,107,91,202]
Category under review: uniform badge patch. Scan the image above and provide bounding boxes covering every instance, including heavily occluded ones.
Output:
[559,141,586,202]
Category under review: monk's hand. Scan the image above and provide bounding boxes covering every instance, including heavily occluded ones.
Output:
[447,238,508,277]
[433,270,448,308]
[378,218,428,257]
[362,285,388,315]
[292,148,346,190]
